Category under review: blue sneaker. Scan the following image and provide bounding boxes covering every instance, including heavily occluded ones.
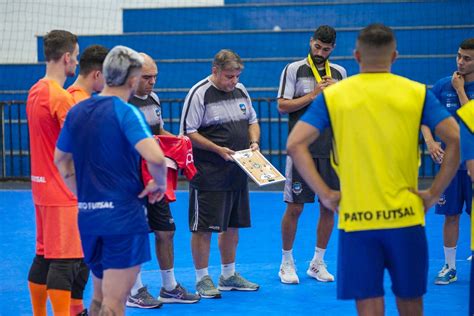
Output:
[434,264,457,285]
[159,283,200,303]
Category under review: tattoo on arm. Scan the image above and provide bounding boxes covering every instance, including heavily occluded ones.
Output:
[64,172,75,179]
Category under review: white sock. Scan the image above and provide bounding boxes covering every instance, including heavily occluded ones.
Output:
[161,268,178,291]
[282,249,294,263]
[444,246,457,269]
[195,267,209,282]
[312,247,326,263]
[221,262,235,279]
[131,272,144,296]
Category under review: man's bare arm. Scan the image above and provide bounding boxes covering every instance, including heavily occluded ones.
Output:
[277,81,330,114]
[421,125,444,163]
[417,117,460,210]
[54,148,77,196]
[135,138,167,203]
[287,121,340,211]
[248,123,261,151]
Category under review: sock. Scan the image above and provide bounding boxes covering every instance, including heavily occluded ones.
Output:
[444,246,457,269]
[195,267,209,282]
[221,262,235,279]
[28,282,48,316]
[312,247,326,263]
[161,268,178,291]
[70,298,85,315]
[47,289,71,316]
[282,249,294,263]
[130,272,144,296]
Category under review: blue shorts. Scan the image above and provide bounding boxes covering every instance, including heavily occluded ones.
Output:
[337,225,428,300]
[81,233,151,279]
[470,253,474,316]
[435,170,472,216]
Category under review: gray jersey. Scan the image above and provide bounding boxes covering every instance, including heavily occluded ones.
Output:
[278,58,347,157]
[180,76,258,191]
[129,92,163,135]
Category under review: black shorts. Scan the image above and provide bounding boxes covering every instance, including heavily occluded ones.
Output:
[284,156,339,204]
[188,186,251,232]
[147,199,176,232]
[28,255,89,299]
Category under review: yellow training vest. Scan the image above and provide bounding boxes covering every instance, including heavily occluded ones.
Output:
[324,73,426,232]
[457,100,474,132]
[457,101,474,250]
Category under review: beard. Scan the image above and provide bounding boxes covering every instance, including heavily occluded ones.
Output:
[312,55,327,65]
[309,49,328,66]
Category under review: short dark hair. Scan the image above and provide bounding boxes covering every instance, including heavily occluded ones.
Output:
[79,45,109,76]
[313,25,336,45]
[43,30,78,62]
[460,38,474,50]
[357,24,395,48]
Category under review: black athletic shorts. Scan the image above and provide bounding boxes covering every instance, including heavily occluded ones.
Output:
[28,255,89,299]
[284,156,339,204]
[147,199,176,232]
[188,186,251,232]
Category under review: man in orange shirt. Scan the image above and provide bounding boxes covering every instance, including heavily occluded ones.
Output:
[67,45,109,103]
[26,29,85,316]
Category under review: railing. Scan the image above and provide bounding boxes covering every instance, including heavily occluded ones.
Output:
[0,98,436,180]
[1,101,30,180]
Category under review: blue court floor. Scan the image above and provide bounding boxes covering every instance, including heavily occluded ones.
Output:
[0,190,470,315]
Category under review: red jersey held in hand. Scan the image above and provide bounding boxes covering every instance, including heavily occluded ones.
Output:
[142,135,196,202]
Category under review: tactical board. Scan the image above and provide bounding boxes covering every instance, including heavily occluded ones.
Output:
[232,149,285,187]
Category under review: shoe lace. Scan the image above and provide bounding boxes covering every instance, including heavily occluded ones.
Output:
[233,273,255,286]
[438,265,450,276]
[139,287,154,300]
[201,276,216,289]
[175,284,190,297]
[282,261,296,272]
[175,284,184,292]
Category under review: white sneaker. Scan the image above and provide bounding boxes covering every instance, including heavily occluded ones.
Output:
[307,260,334,282]
[467,255,472,261]
[279,261,299,284]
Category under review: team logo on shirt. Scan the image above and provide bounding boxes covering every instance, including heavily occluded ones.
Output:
[437,194,447,206]
[445,93,459,109]
[292,182,303,195]
[239,103,247,114]
[186,152,194,165]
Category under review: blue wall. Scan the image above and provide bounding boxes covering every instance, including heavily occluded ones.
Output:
[34,27,472,61]
[123,1,473,32]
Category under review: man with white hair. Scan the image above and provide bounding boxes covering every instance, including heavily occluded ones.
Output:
[54,45,167,315]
